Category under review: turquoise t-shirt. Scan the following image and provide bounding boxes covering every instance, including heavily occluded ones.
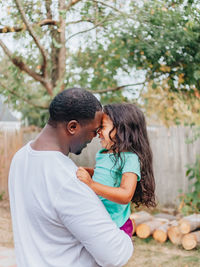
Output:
[92,149,141,228]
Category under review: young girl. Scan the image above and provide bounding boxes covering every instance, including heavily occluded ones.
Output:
[77,103,156,237]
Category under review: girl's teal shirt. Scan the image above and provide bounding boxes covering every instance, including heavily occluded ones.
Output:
[92,149,141,228]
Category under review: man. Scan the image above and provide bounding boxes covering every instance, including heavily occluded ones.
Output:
[9,88,133,267]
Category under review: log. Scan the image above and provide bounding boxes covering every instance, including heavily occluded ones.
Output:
[153,222,170,243]
[130,211,153,234]
[179,214,200,234]
[136,219,163,239]
[167,220,183,245]
[154,217,169,224]
[182,231,200,250]
[154,213,176,221]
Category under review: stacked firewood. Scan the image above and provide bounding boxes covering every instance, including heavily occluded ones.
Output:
[130,211,200,250]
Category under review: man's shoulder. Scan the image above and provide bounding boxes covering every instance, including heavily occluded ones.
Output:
[52,153,78,176]
[39,151,78,179]
[12,142,78,176]
[11,143,28,162]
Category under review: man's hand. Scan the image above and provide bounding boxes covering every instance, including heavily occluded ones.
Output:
[77,167,93,186]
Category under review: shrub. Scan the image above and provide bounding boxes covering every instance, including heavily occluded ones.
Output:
[179,155,200,215]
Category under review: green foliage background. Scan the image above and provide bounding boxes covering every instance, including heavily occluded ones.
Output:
[0,0,200,127]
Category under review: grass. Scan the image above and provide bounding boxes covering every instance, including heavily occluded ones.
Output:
[125,236,200,267]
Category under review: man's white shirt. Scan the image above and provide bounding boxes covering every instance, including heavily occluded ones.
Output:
[9,142,133,267]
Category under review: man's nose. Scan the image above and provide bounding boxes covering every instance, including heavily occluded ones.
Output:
[97,128,102,135]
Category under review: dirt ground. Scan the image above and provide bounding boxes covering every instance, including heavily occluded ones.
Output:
[0,200,14,248]
[0,200,199,267]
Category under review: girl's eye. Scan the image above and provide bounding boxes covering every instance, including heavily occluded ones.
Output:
[94,126,102,134]
[98,126,103,131]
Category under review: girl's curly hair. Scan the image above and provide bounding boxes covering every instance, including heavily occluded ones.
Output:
[104,103,156,208]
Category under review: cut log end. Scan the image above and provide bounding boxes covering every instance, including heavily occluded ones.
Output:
[182,235,197,250]
[181,231,200,250]
[153,229,167,243]
[179,214,200,234]
[168,226,183,245]
[130,211,152,235]
[136,224,150,239]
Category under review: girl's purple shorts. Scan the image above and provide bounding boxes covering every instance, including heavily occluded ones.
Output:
[120,218,133,237]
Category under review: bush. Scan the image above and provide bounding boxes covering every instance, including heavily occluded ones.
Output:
[179,155,200,215]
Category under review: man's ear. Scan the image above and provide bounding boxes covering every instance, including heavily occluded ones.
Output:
[66,120,80,135]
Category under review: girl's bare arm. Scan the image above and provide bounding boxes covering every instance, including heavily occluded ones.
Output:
[77,167,137,204]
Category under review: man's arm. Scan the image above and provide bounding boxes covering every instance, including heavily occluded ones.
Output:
[55,177,133,267]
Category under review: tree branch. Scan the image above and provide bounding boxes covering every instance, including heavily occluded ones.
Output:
[14,0,49,79]
[66,19,95,26]
[66,17,117,27]
[0,81,48,109]
[45,0,53,20]
[0,39,53,96]
[89,0,128,16]
[0,19,58,34]
[0,39,43,82]
[88,0,135,20]
[65,0,82,11]
[66,14,110,42]
[91,82,145,94]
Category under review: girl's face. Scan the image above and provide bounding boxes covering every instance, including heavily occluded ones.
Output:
[98,113,116,150]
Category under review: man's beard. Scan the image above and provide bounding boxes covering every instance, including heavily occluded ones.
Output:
[74,144,86,155]
[75,149,82,155]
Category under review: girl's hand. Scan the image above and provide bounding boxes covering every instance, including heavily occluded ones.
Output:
[83,167,94,177]
[77,167,93,186]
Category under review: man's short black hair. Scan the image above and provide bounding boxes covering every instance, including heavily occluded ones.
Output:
[48,88,102,127]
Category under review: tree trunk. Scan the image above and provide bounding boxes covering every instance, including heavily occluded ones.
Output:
[48,0,66,88]
[179,214,200,234]
[153,222,170,243]
[50,30,60,87]
[167,220,183,245]
[58,0,66,84]
[182,231,200,250]
[136,219,163,239]
[130,211,153,234]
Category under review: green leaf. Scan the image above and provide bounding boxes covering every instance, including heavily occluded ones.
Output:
[193,70,200,80]
[152,83,157,89]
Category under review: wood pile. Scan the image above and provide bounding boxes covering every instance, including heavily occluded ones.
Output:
[130,212,200,250]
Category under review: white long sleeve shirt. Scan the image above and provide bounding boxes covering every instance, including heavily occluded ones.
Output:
[9,142,133,267]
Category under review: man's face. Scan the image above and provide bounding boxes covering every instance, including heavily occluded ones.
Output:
[70,111,103,155]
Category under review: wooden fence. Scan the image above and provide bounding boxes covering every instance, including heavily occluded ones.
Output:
[0,129,22,198]
[0,126,39,198]
[70,126,200,207]
[0,126,200,206]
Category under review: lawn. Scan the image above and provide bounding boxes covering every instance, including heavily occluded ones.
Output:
[126,236,200,267]
[0,200,199,266]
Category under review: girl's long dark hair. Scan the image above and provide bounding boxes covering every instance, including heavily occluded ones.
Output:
[104,103,156,208]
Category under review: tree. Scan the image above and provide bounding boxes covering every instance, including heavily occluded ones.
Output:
[119,0,200,125]
[0,0,141,126]
[69,0,200,125]
[1,0,200,127]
